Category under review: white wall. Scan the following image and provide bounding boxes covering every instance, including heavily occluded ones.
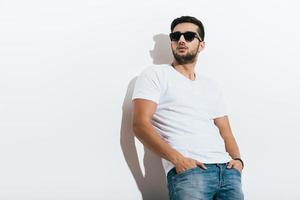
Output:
[1,0,300,199]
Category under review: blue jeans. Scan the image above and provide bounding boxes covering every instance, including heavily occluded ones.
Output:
[167,163,244,200]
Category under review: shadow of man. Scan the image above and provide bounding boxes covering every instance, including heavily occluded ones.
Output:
[120,34,173,200]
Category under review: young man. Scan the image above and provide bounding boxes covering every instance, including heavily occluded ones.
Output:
[132,16,244,200]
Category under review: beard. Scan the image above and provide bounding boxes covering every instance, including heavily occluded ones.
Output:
[172,47,199,64]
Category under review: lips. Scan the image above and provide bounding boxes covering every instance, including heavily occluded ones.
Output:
[177,47,187,52]
[178,47,187,50]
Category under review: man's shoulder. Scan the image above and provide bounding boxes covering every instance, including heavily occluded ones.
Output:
[142,64,170,72]
[139,64,170,78]
[198,74,224,94]
[199,74,220,86]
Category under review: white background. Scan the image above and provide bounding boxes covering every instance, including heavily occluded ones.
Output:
[1,0,300,199]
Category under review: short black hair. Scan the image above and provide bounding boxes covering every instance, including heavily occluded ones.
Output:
[171,16,205,41]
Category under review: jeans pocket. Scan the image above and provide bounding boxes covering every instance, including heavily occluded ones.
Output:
[231,167,242,176]
[174,166,198,177]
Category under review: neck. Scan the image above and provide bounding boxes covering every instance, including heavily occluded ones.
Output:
[171,61,197,81]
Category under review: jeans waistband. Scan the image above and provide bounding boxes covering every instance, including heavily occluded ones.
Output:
[167,162,228,177]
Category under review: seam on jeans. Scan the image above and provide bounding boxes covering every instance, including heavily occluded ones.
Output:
[167,169,176,200]
[170,176,176,200]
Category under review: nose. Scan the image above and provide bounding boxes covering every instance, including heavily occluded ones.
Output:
[178,35,186,45]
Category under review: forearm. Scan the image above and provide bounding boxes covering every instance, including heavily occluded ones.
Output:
[133,122,184,165]
[223,135,241,159]
[214,116,242,159]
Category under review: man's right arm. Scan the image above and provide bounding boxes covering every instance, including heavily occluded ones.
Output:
[132,99,207,173]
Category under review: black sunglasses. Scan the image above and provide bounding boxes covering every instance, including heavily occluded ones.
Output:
[169,31,202,42]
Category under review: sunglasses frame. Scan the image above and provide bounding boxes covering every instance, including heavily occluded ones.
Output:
[169,31,202,42]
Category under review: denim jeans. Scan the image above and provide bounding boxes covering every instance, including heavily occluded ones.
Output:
[167,163,244,200]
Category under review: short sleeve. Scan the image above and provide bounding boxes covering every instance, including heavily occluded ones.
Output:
[211,85,228,119]
[132,67,163,104]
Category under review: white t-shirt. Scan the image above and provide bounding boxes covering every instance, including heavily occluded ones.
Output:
[132,64,232,176]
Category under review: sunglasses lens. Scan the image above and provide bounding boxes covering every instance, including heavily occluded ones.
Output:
[170,32,181,41]
[183,32,196,42]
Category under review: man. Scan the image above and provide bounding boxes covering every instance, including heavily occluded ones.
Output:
[132,16,244,200]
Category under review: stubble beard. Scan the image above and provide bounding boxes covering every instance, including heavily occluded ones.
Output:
[172,46,199,65]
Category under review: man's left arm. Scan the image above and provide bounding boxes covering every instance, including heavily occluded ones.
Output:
[214,116,244,172]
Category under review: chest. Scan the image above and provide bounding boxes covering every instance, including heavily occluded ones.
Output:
[159,80,218,115]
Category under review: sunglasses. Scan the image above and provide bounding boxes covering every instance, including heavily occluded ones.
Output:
[169,31,202,42]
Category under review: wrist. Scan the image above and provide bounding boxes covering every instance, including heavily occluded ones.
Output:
[170,152,185,165]
[233,158,244,169]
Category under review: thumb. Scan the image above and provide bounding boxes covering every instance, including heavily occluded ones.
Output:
[227,161,233,168]
[196,160,207,169]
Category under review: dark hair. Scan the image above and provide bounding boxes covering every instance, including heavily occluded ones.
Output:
[171,16,205,41]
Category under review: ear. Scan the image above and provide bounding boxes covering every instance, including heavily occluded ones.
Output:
[198,41,205,52]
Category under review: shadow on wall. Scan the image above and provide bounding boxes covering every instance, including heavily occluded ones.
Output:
[150,34,173,64]
[120,34,172,200]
